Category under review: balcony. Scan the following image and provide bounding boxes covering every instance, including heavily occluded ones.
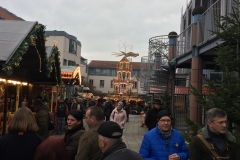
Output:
[175,0,234,59]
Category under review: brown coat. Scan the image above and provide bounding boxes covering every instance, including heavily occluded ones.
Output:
[63,124,85,160]
[75,120,104,160]
[189,125,238,160]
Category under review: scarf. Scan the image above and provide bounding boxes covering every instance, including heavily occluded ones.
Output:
[158,126,172,139]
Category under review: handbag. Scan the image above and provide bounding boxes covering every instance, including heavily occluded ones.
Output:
[48,112,55,130]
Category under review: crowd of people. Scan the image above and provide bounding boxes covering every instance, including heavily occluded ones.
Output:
[0,96,238,160]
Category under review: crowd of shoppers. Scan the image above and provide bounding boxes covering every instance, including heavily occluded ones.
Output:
[1,96,239,160]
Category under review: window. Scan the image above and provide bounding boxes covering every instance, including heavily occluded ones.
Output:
[134,82,137,89]
[63,59,67,66]
[100,80,104,88]
[89,79,93,85]
[89,68,94,75]
[69,39,77,54]
[110,80,113,88]
[132,70,139,77]
[68,60,76,66]
[112,69,116,76]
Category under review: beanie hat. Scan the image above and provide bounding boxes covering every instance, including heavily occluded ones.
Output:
[157,110,171,121]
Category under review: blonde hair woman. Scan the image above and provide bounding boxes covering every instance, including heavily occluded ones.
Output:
[0,107,44,160]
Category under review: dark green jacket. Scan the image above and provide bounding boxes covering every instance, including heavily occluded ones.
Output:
[189,125,238,160]
[35,104,49,139]
[63,124,85,160]
[75,120,104,160]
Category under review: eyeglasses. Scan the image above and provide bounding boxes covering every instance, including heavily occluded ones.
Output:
[159,120,171,123]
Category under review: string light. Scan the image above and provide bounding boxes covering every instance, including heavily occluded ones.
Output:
[34,44,42,72]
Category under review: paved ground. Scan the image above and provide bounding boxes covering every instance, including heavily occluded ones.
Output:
[52,114,148,152]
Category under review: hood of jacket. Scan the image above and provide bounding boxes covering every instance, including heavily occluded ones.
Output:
[36,104,49,112]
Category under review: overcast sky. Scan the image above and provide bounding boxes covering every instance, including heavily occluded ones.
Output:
[1,0,188,62]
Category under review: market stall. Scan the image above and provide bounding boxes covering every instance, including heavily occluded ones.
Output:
[0,20,61,135]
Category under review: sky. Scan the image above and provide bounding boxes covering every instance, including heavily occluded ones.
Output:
[1,0,188,63]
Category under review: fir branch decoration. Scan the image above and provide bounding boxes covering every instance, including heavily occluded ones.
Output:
[46,46,62,84]
[2,23,48,75]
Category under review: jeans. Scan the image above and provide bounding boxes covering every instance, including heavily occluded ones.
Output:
[57,117,65,134]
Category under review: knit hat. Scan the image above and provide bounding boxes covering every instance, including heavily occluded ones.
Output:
[157,110,171,121]
[32,99,44,106]
[97,121,122,139]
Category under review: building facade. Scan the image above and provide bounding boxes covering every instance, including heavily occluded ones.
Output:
[141,0,233,131]
[45,30,82,67]
[45,30,89,86]
[88,60,143,94]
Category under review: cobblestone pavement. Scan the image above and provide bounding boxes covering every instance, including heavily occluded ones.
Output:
[52,114,148,153]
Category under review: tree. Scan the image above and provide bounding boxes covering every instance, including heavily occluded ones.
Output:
[159,91,171,111]
[190,0,240,130]
[187,1,240,148]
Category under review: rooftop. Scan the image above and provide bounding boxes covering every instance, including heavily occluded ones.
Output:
[88,60,141,69]
[0,6,24,20]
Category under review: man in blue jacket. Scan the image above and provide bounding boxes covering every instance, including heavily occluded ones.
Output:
[139,110,189,160]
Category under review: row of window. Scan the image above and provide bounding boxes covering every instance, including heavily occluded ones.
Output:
[89,79,137,88]
[88,68,140,77]
[63,59,78,66]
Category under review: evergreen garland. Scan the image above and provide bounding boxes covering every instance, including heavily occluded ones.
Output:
[2,23,49,76]
[46,46,62,84]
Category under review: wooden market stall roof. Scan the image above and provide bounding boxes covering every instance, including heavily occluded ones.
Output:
[0,20,60,85]
[61,66,81,85]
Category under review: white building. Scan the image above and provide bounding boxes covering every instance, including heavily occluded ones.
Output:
[45,30,89,84]
[88,60,144,94]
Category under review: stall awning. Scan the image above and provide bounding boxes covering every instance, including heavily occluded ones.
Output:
[61,66,81,85]
[0,20,36,61]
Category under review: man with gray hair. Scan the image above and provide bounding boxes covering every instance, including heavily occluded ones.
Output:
[97,121,143,160]
[189,108,238,160]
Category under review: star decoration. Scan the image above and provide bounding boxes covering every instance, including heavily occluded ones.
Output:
[52,40,58,46]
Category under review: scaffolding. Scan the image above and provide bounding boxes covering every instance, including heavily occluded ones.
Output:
[140,35,170,96]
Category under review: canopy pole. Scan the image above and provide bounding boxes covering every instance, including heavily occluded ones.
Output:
[2,83,8,136]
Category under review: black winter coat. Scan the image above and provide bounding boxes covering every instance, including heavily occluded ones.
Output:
[145,107,161,131]
[35,104,49,139]
[63,124,85,160]
[104,102,114,117]
[99,142,143,160]
[0,132,43,160]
